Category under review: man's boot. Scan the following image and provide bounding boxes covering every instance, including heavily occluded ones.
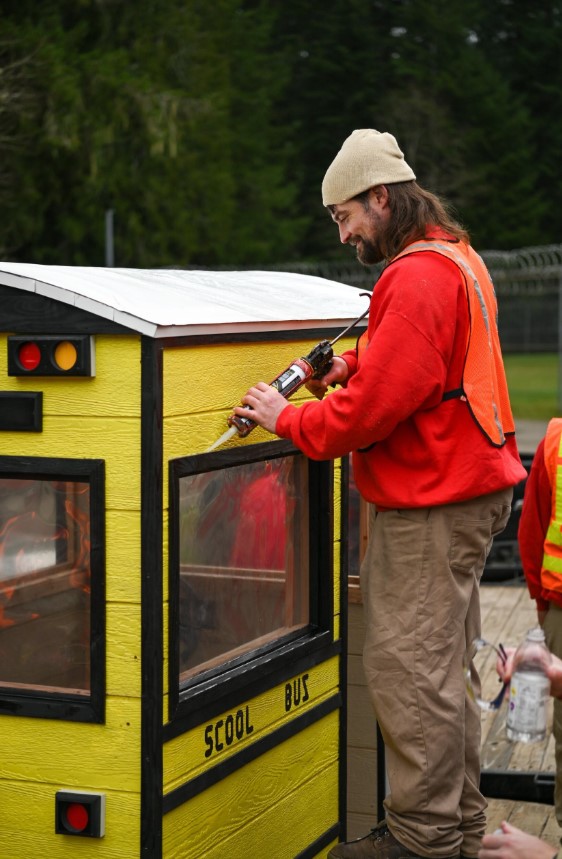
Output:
[327,821,461,859]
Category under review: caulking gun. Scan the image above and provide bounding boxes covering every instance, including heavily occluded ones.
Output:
[206,292,371,452]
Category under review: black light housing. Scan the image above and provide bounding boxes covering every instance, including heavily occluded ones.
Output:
[8,335,95,377]
[55,790,105,838]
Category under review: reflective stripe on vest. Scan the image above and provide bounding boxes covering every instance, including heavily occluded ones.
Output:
[541,418,562,593]
[388,239,514,446]
[357,330,368,359]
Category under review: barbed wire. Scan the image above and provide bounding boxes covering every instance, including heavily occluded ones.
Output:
[275,244,562,296]
[482,245,562,270]
[187,244,562,296]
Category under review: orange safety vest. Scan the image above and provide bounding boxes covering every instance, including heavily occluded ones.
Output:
[541,417,562,594]
[357,239,515,447]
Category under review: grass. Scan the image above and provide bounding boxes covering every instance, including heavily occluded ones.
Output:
[504,352,559,420]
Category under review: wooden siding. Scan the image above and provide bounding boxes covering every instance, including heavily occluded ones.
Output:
[162,713,339,859]
[346,599,378,840]
[0,333,143,858]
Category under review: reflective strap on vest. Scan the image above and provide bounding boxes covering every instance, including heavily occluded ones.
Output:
[389,239,514,446]
[541,418,562,592]
[357,330,368,359]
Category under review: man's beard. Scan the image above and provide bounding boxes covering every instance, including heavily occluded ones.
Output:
[353,207,388,265]
[355,236,385,266]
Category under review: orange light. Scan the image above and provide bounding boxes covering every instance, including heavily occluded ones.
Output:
[54,341,78,371]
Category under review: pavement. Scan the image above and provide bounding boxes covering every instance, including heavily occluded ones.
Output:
[515,419,549,454]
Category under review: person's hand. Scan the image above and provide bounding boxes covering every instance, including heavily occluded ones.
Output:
[496,647,516,683]
[305,356,349,400]
[478,821,558,858]
[495,645,562,699]
[547,652,562,699]
[233,383,290,434]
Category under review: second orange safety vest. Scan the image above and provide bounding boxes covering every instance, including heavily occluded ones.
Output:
[357,239,515,447]
[541,417,562,594]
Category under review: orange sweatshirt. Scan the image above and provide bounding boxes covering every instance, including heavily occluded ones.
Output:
[518,438,562,612]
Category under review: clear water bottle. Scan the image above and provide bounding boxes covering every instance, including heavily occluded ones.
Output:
[506,627,551,743]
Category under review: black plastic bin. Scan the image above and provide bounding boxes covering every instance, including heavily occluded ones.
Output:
[482,454,534,583]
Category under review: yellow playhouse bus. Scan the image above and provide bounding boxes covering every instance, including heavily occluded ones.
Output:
[0,263,367,859]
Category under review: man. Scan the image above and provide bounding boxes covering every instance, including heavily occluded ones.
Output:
[518,418,562,834]
[234,129,526,859]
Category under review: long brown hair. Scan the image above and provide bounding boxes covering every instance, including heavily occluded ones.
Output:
[356,181,470,261]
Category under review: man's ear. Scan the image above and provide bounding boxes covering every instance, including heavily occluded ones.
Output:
[369,185,389,208]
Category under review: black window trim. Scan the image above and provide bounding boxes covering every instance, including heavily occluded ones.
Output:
[0,455,105,723]
[167,439,334,725]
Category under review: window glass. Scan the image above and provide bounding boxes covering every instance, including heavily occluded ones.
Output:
[0,478,91,694]
[177,455,309,682]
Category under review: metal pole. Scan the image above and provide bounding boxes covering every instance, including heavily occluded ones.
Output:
[105,209,114,267]
[559,273,562,414]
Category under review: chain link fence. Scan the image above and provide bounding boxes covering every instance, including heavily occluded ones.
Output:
[274,244,562,353]
[483,245,562,352]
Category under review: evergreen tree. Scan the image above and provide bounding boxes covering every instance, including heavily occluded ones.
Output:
[376,0,544,248]
[271,0,397,261]
[1,0,560,263]
[473,0,562,244]
[0,0,299,266]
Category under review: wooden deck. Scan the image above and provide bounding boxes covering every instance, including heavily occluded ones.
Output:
[480,581,560,850]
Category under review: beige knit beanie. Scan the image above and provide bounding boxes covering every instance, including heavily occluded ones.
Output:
[322,129,416,206]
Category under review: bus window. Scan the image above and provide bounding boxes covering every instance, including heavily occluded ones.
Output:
[175,455,309,682]
[0,458,104,722]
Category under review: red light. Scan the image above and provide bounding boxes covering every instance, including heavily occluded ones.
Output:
[18,342,41,371]
[65,803,89,832]
[55,790,105,838]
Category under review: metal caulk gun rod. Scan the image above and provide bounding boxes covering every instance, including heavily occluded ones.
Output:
[328,293,371,346]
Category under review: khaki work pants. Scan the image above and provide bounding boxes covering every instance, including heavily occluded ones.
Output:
[360,488,513,858]
[542,602,562,832]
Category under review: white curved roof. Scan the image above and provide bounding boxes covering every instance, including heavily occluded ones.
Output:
[0,262,370,338]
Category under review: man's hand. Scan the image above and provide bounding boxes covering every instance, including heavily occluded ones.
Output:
[233,383,290,434]
[305,355,349,400]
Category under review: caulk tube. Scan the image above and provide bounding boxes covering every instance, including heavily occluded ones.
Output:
[227,357,313,438]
